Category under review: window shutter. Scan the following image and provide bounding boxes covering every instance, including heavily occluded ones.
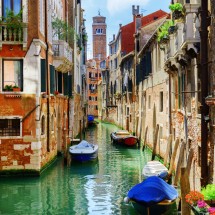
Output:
[63,73,68,95]
[50,65,55,94]
[68,74,72,97]
[41,59,46,92]
[58,72,62,93]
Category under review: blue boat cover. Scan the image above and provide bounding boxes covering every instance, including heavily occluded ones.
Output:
[88,115,94,122]
[127,176,178,206]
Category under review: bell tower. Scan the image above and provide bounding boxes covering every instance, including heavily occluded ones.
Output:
[92,12,107,61]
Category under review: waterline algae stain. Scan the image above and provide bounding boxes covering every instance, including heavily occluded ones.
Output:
[0,122,166,214]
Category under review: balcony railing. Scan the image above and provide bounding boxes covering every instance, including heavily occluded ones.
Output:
[0,23,28,50]
[52,40,72,62]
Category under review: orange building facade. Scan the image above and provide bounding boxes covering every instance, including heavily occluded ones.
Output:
[0,0,83,175]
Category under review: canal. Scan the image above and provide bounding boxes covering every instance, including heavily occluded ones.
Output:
[0,122,175,215]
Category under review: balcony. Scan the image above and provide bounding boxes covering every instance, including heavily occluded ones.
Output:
[53,40,73,72]
[0,23,28,50]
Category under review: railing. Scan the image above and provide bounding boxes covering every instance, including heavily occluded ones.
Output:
[52,40,72,62]
[0,23,28,49]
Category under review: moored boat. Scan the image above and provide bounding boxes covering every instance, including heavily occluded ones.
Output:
[110,130,138,146]
[69,140,98,162]
[142,160,168,179]
[87,115,95,125]
[124,176,178,215]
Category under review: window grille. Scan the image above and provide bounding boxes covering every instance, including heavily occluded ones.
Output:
[0,119,20,136]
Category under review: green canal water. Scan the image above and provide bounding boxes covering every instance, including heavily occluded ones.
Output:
[0,123,176,215]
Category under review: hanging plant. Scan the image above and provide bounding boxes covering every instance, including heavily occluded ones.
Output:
[157,21,174,44]
[169,3,184,20]
[169,3,183,12]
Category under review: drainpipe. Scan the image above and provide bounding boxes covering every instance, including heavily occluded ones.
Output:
[45,0,50,152]
[169,74,172,135]
[200,0,209,186]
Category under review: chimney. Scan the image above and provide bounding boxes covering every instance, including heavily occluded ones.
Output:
[132,5,140,17]
[113,34,115,40]
[135,14,141,32]
[119,24,122,28]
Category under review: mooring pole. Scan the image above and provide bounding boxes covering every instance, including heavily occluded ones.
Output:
[200,0,209,186]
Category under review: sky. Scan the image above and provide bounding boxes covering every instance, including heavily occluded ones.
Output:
[82,0,171,59]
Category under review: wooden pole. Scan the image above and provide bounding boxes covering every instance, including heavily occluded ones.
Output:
[180,167,191,215]
[168,138,180,177]
[164,134,173,166]
[151,124,159,160]
[186,148,194,177]
[142,126,148,151]
[173,140,186,186]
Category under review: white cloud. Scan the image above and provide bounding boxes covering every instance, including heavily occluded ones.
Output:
[107,0,149,16]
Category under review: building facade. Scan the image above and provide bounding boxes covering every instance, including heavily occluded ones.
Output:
[0,0,87,175]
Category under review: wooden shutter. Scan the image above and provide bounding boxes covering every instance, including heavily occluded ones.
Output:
[58,72,62,93]
[63,73,68,96]
[41,59,46,92]
[50,65,55,94]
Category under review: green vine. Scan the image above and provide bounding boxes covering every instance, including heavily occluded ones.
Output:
[52,18,77,43]
[169,3,183,12]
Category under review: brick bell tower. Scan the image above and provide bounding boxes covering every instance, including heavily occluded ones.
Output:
[92,11,107,61]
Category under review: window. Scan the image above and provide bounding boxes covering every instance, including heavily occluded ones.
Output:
[160,91,163,112]
[0,118,20,136]
[3,59,23,90]
[51,114,54,132]
[41,115,45,135]
[114,58,117,69]
[96,28,103,34]
[148,95,151,109]
[2,0,22,17]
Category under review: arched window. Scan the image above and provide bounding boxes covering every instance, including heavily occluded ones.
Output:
[51,114,54,131]
[41,115,45,135]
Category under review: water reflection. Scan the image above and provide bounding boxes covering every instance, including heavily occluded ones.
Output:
[0,122,154,215]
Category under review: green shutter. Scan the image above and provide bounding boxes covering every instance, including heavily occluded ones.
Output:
[50,65,55,94]
[63,73,68,95]
[41,59,46,92]
[68,74,72,97]
[58,72,62,93]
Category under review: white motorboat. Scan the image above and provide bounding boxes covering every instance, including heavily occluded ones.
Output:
[142,161,168,179]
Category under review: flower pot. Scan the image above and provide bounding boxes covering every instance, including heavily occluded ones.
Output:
[172,10,183,20]
[13,87,20,92]
[168,26,176,35]
[205,200,215,207]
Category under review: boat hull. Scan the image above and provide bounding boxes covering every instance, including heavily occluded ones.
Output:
[131,200,177,215]
[110,131,138,146]
[69,141,98,162]
[70,151,98,162]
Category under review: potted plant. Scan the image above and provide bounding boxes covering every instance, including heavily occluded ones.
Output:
[168,20,176,35]
[1,9,23,41]
[157,21,171,44]
[52,17,76,43]
[202,184,215,207]
[3,84,13,91]
[169,3,184,20]
[12,85,21,92]
[54,90,59,96]
[185,191,215,215]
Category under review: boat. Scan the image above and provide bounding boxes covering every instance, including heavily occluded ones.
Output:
[87,115,95,125]
[142,160,168,179]
[69,140,98,162]
[110,130,138,146]
[124,176,178,215]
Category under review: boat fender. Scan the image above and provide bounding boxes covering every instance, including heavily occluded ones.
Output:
[124,197,130,203]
